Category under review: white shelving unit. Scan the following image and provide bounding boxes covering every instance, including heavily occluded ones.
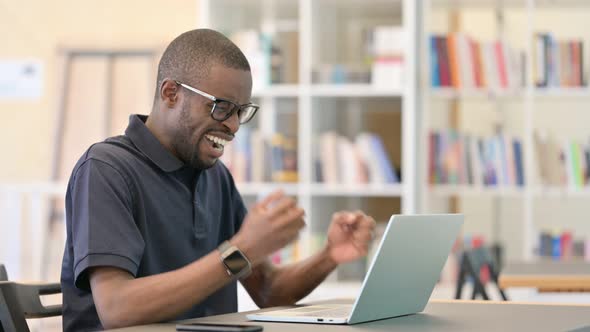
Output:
[252,84,299,98]
[199,0,418,271]
[309,84,404,97]
[421,0,590,261]
[430,185,525,197]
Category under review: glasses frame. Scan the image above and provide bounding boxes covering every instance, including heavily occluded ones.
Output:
[174,80,259,124]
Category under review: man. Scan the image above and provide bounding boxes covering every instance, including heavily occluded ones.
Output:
[61,29,375,331]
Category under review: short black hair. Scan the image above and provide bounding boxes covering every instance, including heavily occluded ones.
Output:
[154,29,250,100]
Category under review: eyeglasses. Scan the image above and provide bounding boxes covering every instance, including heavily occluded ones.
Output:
[175,80,259,124]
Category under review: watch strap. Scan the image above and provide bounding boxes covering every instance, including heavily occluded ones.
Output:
[218,240,233,255]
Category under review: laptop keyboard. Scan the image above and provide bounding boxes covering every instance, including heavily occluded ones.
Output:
[299,307,352,318]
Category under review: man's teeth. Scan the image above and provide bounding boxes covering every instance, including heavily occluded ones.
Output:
[205,134,228,147]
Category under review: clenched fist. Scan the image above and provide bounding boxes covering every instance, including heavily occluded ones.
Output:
[325,211,376,264]
[231,190,305,266]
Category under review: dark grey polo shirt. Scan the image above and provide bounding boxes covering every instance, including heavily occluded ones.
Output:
[60,114,247,332]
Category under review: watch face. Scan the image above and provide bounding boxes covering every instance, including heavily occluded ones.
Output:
[225,250,249,274]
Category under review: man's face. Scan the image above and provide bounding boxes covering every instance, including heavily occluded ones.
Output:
[172,65,252,169]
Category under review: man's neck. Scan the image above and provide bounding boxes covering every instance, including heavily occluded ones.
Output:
[145,112,178,159]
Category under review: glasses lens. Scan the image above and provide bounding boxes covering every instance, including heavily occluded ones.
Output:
[238,105,258,124]
[212,101,237,121]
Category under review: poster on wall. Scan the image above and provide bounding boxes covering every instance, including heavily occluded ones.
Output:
[0,59,43,100]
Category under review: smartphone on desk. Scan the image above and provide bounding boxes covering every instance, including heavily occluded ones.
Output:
[176,322,263,332]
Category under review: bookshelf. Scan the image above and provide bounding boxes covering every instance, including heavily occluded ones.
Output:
[430,185,525,197]
[198,0,418,282]
[421,0,590,262]
[309,84,404,97]
[252,85,299,97]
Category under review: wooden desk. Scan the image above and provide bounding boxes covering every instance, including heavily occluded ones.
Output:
[107,299,590,332]
[499,261,590,292]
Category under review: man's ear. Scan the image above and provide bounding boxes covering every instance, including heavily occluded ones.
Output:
[160,79,179,108]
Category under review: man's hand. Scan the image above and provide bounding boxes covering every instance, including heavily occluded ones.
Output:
[231,190,305,266]
[325,211,376,264]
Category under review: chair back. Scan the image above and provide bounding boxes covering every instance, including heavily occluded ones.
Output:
[0,265,7,281]
[0,264,62,332]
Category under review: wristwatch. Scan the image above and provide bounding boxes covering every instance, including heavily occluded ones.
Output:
[218,241,252,280]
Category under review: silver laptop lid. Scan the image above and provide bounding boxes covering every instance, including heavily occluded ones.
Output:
[348,214,463,324]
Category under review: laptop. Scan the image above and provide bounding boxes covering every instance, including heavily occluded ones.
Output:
[246,214,463,325]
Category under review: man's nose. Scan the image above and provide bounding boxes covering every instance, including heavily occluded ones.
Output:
[223,111,240,134]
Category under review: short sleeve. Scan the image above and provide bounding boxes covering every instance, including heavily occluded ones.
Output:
[70,159,144,290]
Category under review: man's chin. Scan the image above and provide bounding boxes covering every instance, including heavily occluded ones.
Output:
[188,156,217,170]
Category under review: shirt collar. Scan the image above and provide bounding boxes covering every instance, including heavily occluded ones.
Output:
[125,114,184,172]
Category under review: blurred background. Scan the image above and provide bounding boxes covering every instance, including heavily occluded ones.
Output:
[2,0,590,330]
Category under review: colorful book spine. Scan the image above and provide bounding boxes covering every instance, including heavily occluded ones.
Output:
[317,132,399,185]
[429,33,526,91]
[535,33,586,88]
[428,130,525,187]
[539,230,588,261]
[430,36,441,87]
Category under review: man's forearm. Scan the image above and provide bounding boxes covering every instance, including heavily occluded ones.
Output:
[248,246,338,307]
[90,251,232,329]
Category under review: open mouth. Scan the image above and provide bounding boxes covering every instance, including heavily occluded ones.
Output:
[205,134,229,152]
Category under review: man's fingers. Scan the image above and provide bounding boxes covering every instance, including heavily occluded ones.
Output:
[255,193,306,238]
[265,196,298,219]
[333,211,361,226]
[276,213,305,246]
[362,214,376,226]
[359,217,376,232]
[351,240,369,256]
[353,229,372,249]
[257,190,284,208]
[275,207,306,230]
[352,229,373,243]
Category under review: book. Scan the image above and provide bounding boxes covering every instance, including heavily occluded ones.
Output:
[446,34,461,88]
[513,140,525,186]
[430,36,441,87]
[319,132,340,183]
[250,130,266,182]
[429,33,525,91]
[438,36,451,87]
[270,134,298,183]
[428,130,525,187]
[535,33,586,88]
[534,33,548,87]
[221,130,299,184]
[315,132,398,185]
[233,126,251,182]
[538,230,588,261]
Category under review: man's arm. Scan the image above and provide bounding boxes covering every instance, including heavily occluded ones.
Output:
[242,211,375,308]
[89,250,232,329]
[241,246,337,308]
[89,191,305,329]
